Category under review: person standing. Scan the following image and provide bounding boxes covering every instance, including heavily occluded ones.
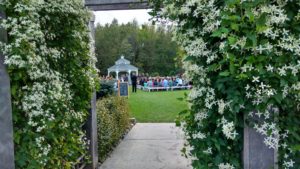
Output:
[131,73,137,93]
[177,77,183,86]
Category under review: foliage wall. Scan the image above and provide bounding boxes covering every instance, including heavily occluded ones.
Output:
[0,0,98,168]
[95,19,183,76]
[96,96,130,162]
[151,0,300,168]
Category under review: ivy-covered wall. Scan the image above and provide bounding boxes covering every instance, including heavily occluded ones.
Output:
[151,0,300,168]
[0,0,98,168]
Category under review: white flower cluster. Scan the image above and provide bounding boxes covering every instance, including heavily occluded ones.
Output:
[217,99,231,115]
[261,4,289,25]
[245,81,277,106]
[185,38,212,59]
[250,106,295,167]
[283,159,295,168]
[192,132,206,140]
[221,117,238,140]
[254,121,280,149]
[203,147,212,155]
[218,163,235,169]
[183,61,206,82]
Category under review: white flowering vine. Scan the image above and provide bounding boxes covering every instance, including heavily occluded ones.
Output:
[151,0,300,168]
[0,0,98,168]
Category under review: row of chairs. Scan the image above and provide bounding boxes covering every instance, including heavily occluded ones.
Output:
[137,85,192,92]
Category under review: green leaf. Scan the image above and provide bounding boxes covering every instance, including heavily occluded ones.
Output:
[208,63,218,71]
[246,10,255,22]
[228,36,237,45]
[219,71,230,77]
[211,30,222,37]
[230,61,236,75]
[211,27,229,37]
[183,55,193,62]
[228,15,241,21]
[292,145,300,151]
[175,119,181,127]
[274,94,282,104]
[256,13,267,26]
[230,23,239,31]
[179,109,188,116]
[246,33,257,47]
[216,83,225,91]
[291,130,300,141]
[236,73,248,80]
[256,25,268,33]
[11,84,18,97]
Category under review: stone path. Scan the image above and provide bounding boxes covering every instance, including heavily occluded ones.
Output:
[99,123,192,169]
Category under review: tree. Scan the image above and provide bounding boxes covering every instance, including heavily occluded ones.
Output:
[95,19,180,76]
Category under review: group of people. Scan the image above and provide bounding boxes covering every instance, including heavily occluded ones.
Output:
[100,74,191,93]
[137,76,190,88]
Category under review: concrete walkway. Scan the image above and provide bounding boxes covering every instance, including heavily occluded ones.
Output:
[99,123,192,169]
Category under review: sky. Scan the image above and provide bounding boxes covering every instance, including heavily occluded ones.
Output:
[94,9,152,26]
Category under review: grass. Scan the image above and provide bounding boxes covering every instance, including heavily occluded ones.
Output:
[128,89,188,123]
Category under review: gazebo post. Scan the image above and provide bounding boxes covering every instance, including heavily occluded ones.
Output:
[128,70,131,84]
[116,71,119,80]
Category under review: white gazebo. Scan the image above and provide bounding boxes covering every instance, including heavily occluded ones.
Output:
[107,55,138,81]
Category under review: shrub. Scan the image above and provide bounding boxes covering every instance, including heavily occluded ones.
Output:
[96,96,130,162]
[0,0,98,168]
[151,0,300,168]
[96,80,116,99]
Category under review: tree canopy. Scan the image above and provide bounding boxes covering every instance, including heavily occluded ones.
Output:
[95,19,182,76]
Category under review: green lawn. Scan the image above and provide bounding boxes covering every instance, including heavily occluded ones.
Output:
[128,89,188,122]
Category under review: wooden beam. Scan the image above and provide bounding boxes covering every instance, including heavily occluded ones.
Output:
[0,10,15,169]
[85,0,149,11]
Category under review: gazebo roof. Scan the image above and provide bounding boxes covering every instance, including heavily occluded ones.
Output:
[108,55,138,72]
[115,56,130,65]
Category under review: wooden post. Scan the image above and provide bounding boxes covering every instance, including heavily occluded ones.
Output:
[85,13,98,169]
[0,10,15,169]
[243,114,277,169]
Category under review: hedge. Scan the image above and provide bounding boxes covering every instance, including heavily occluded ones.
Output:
[96,96,130,162]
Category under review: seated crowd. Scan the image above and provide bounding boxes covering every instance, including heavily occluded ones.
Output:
[138,76,192,88]
[99,74,192,92]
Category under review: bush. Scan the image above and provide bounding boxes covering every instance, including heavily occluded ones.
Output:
[151,0,300,168]
[96,80,116,99]
[1,1,98,168]
[96,96,130,162]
